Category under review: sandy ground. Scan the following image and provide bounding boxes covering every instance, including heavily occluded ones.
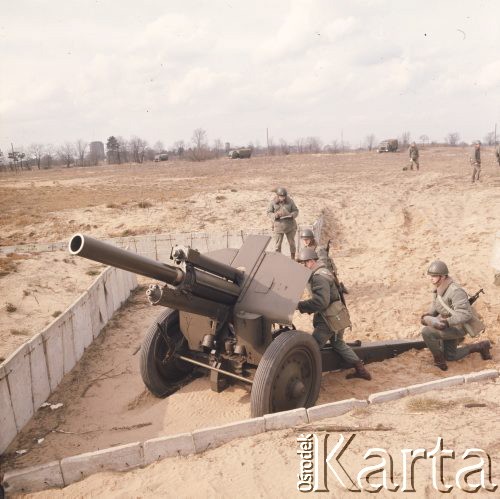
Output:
[1,148,500,496]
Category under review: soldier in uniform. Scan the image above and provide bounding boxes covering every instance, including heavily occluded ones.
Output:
[408,142,420,171]
[300,228,337,274]
[296,247,371,380]
[471,141,481,183]
[420,260,492,371]
[267,187,299,259]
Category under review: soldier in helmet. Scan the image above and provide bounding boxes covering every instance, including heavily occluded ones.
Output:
[267,187,299,259]
[300,228,338,274]
[420,260,492,371]
[296,247,371,380]
[470,141,481,183]
[408,142,420,171]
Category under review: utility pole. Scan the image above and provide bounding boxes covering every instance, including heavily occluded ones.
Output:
[495,123,497,145]
[341,129,344,152]
[266,128,269,155]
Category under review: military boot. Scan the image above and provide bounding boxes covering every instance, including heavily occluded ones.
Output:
[346,361,372,380]
[469,340,492,360]
[432,353,448,371]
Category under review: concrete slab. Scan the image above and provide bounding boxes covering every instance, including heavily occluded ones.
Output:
[264,408,308,431]
[406,376,465,396]
[0,369,18,454]
[192,417,265,453]
[42,321,64,392]
[307,398,368,422]
[60,442,143,485]
[95,279,109,335]
[104,268,119,316]
[60,315,76,375]
[2,460,64,494]
[464,369,499,383]
[368,388,409,404]
[27,333,51,410]
[71,296,92,361]
[4,343,33,431]
[143,433,195,464]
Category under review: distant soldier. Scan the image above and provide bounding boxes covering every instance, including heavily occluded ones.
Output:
[495,143,500,166]
[267,187,298,259]
[470,141,481,183]
[300,229,337,274]
[296,248,371,380]
[408,142,419,170]
[420,260,491,371]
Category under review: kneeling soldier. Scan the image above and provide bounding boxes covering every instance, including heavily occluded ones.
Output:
[296,247,371,380]
[420,260,492,371]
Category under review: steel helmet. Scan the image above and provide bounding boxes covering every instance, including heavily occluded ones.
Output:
[300,228,314,239]
[276,187,287,196]
[427,260,449,276]
[297,247,318,262]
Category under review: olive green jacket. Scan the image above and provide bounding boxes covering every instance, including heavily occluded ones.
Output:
[267,196,298,234]
[426,278,472,327]
[473,147,481,164]
[298,263,340,315]
[408,145,419,160]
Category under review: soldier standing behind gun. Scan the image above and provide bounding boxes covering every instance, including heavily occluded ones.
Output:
[471,141,481,183]
[267,187,298,259]
[408,141,420,171]
[420,260,492,371]
[296,247,371,380]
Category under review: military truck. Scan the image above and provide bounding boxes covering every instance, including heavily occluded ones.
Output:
[154,153,169,162]
[377,139,398,153]
[228,148,252,159]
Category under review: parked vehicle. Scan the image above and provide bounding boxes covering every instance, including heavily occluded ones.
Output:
[377,139,398,153]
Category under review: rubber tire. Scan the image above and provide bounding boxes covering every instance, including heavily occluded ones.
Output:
[140,308,193,397]
[250,330,322,417]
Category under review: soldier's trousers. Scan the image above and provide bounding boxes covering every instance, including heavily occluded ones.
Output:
[274,230,296,254]
[410,159,419,170]
[472,165,481,182]
[421,326,472,361]
[312,316,360,365]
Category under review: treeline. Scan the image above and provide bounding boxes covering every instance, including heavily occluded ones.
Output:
[1,127,497,171]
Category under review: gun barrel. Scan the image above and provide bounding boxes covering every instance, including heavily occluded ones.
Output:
[69,233,184,284]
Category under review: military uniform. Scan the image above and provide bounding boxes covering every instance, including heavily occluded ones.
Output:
[314,244,338,275]
[267,195,298,256]
[297,263,359,363]
[421,278,474,361]
[471,145,481,182]
[408,144,419,170]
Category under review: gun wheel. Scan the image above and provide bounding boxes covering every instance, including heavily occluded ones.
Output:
[140,308,193,397]
[250,330,321,417]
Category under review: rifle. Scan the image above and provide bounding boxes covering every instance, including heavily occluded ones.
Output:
[468,288,484,305]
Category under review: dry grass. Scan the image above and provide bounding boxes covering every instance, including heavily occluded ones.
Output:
[137,201,152,209]
[406,396,452,412]
[10,328,29,336]
[86,269,101,276]
[52,310,62,318]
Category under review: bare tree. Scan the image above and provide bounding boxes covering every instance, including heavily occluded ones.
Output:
[305,137,322,153]
[75,139,88,167]
[365,134,377,151]
[129,136,148,163]
[279,139,290,155]
[400,131,411,148]
[28,143,45,169]
[483,131,495,146]
[445,132,461,146]
[419,134,429,146]
[190,128,209,161]
[43,144,55,168]
[153,141,165,153]
[295,138,305,154]
[173,140,185,157]
[58,142,75,167]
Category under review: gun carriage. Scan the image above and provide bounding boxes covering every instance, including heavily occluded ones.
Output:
[69,233,425,416]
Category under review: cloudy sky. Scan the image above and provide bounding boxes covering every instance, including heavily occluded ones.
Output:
[1,0,500,153]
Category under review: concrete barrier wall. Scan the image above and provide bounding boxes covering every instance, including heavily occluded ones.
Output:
[0,267,138,455]
[0,223,323,457]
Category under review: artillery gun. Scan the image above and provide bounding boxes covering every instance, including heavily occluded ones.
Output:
[69,233,425,416]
